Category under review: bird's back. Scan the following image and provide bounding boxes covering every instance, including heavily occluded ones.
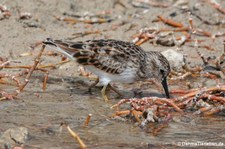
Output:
[43,39,147,75]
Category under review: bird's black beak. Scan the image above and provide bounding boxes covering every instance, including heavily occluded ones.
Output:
[161,77,170,98]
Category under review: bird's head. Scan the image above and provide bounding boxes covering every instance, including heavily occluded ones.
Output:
[145,51,170,98]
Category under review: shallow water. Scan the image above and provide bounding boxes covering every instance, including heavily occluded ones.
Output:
[0,76,224,149]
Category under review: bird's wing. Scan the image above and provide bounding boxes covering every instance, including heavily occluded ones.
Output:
[43,38,146,74]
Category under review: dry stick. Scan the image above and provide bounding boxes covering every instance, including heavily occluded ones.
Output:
[208,0,225,14]
[201,93,225,103]
[0,73,21,87]
[0,60,70,69]
[13,45,46,97]
[196,106,212,114]
[0,65,30,69]
[157,16,183,28]
[157,98,183,113]
[1,45,46,100]
[188,13,194,32]
[0,91,15,100]
[170,89,194,95]
[42,71,49,91]
[111,99,130,109]
[170,72,192,80]
[203,107,223,116]
[66,125,87,149]
[38,60,70,68]
[0,60,10,67]
[72,30,102,38]
[0,79,14,85]
[159,27,189,32]
[195,29,212,37]
[153,123,168,136]
[83,114,92,126]
[135,35,150,46]
[56,16,110,24]
[0,59,69,93]
[131,110,142,123]
[157,15,214,38]
[177,86,225,101]
[177,86,225,107]
[111,110,131,117]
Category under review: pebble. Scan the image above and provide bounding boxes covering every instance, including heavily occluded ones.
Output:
[161,49,186,72]
[0,127,28,148]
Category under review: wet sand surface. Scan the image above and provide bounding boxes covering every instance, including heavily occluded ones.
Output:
[0,0,225,148]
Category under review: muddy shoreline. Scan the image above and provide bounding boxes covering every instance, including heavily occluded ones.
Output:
[0,0,225,148]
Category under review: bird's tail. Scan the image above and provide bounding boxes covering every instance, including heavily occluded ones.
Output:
[43,38,78,60]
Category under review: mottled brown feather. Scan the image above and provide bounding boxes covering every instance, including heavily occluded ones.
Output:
[44,39,147,74]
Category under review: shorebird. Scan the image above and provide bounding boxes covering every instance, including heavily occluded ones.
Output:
[43,38,170,101]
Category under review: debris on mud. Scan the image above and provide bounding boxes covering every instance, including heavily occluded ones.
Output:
[0,127,28,148]
[111,85,225,135]
[0,4,11,20]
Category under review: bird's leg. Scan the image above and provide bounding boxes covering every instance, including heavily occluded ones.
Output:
[87,78,99,94]
[108,84,124,98]
[101,84,110,102]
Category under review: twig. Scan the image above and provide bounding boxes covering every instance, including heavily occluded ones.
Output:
[112,85,225,134]
[83,114,92,127]
[42,71,49,91]
[66,125,87,149]
[157,16,183,28]
[14,45,46,95]
[0,60,70,69]
[208,0,225,14]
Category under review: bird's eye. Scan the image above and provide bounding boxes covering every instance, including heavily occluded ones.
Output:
[160,69,164,74]
[160,69,166,78]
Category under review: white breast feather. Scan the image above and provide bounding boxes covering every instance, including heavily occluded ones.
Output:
[85,66,136,85]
